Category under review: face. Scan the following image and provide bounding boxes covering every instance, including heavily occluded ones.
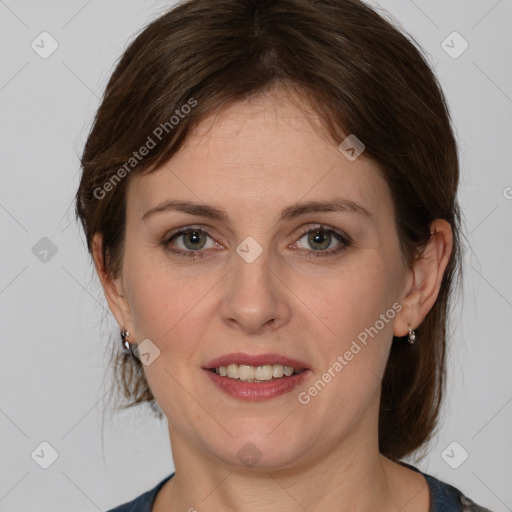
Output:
[109,89,411,470]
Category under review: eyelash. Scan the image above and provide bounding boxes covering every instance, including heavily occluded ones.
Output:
[161,225,352,260]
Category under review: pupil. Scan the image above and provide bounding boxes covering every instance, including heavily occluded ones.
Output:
[185,231,205,249]
[309,229,330,250]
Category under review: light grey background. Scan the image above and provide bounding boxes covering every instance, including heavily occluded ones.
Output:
[0,1,511,511]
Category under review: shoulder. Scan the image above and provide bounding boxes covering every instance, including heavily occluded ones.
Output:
[425,473,495,511]
[459,493,495,512]
[106,473,175,512]
[398,461,495,512]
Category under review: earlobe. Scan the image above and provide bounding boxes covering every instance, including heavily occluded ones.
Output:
[394,219,453,338]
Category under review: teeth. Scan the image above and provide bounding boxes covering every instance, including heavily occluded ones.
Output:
[283,366,294,377]
[255,365,273,380]
[239,364,255,380]
[227,364,239,379]
[213,363,302,382]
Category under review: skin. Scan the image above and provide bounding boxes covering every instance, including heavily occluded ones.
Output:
[93,87,453,512]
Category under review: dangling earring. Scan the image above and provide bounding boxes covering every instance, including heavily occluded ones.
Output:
[121,329,132,352]
[407,322,416,344]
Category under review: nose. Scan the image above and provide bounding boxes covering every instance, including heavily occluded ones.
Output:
[220,247,291,336]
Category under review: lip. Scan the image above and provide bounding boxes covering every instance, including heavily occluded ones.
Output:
[204,352,310,370]
[203,368,311,401]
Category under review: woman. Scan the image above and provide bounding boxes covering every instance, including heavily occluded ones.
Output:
[76,0,494,510]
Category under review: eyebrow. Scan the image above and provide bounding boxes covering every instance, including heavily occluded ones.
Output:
[141,198,372,223]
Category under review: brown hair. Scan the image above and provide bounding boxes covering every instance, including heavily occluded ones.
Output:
[76,0,463,462]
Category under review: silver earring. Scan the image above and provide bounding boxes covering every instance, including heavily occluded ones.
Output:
[408,323,416,344]
[121,329,132,352]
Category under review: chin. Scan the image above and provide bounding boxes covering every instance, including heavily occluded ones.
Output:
[207,431,309,471]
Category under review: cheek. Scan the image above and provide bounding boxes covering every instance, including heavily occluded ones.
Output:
[298,258,397,402]
[123,251,218,355]
[123,263,214,412]
[300,256,395,341]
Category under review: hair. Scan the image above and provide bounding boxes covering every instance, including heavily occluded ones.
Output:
[75,0,463,462]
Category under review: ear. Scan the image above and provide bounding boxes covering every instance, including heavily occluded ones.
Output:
[394,219,453,337]
[92,233,134,335]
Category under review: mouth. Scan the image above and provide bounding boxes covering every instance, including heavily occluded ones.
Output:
[207,364,305,383]
[203,352,310,384]
[203,362,311,401]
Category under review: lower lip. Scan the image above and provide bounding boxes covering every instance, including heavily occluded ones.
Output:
[203,368,311,401]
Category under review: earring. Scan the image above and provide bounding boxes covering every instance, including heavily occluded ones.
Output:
[121,329,132,352]
[407,323,416,344]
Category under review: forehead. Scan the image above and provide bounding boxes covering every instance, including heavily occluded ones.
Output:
[128,90,392,227]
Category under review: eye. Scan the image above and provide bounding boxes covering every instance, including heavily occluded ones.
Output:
[291,225,351,257]
[161,224,351,259]
[162,227,219,258]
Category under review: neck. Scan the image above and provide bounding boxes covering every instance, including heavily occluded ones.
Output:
[159,423,415,512]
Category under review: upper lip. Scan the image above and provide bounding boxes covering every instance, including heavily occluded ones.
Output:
[204,352,309,370]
